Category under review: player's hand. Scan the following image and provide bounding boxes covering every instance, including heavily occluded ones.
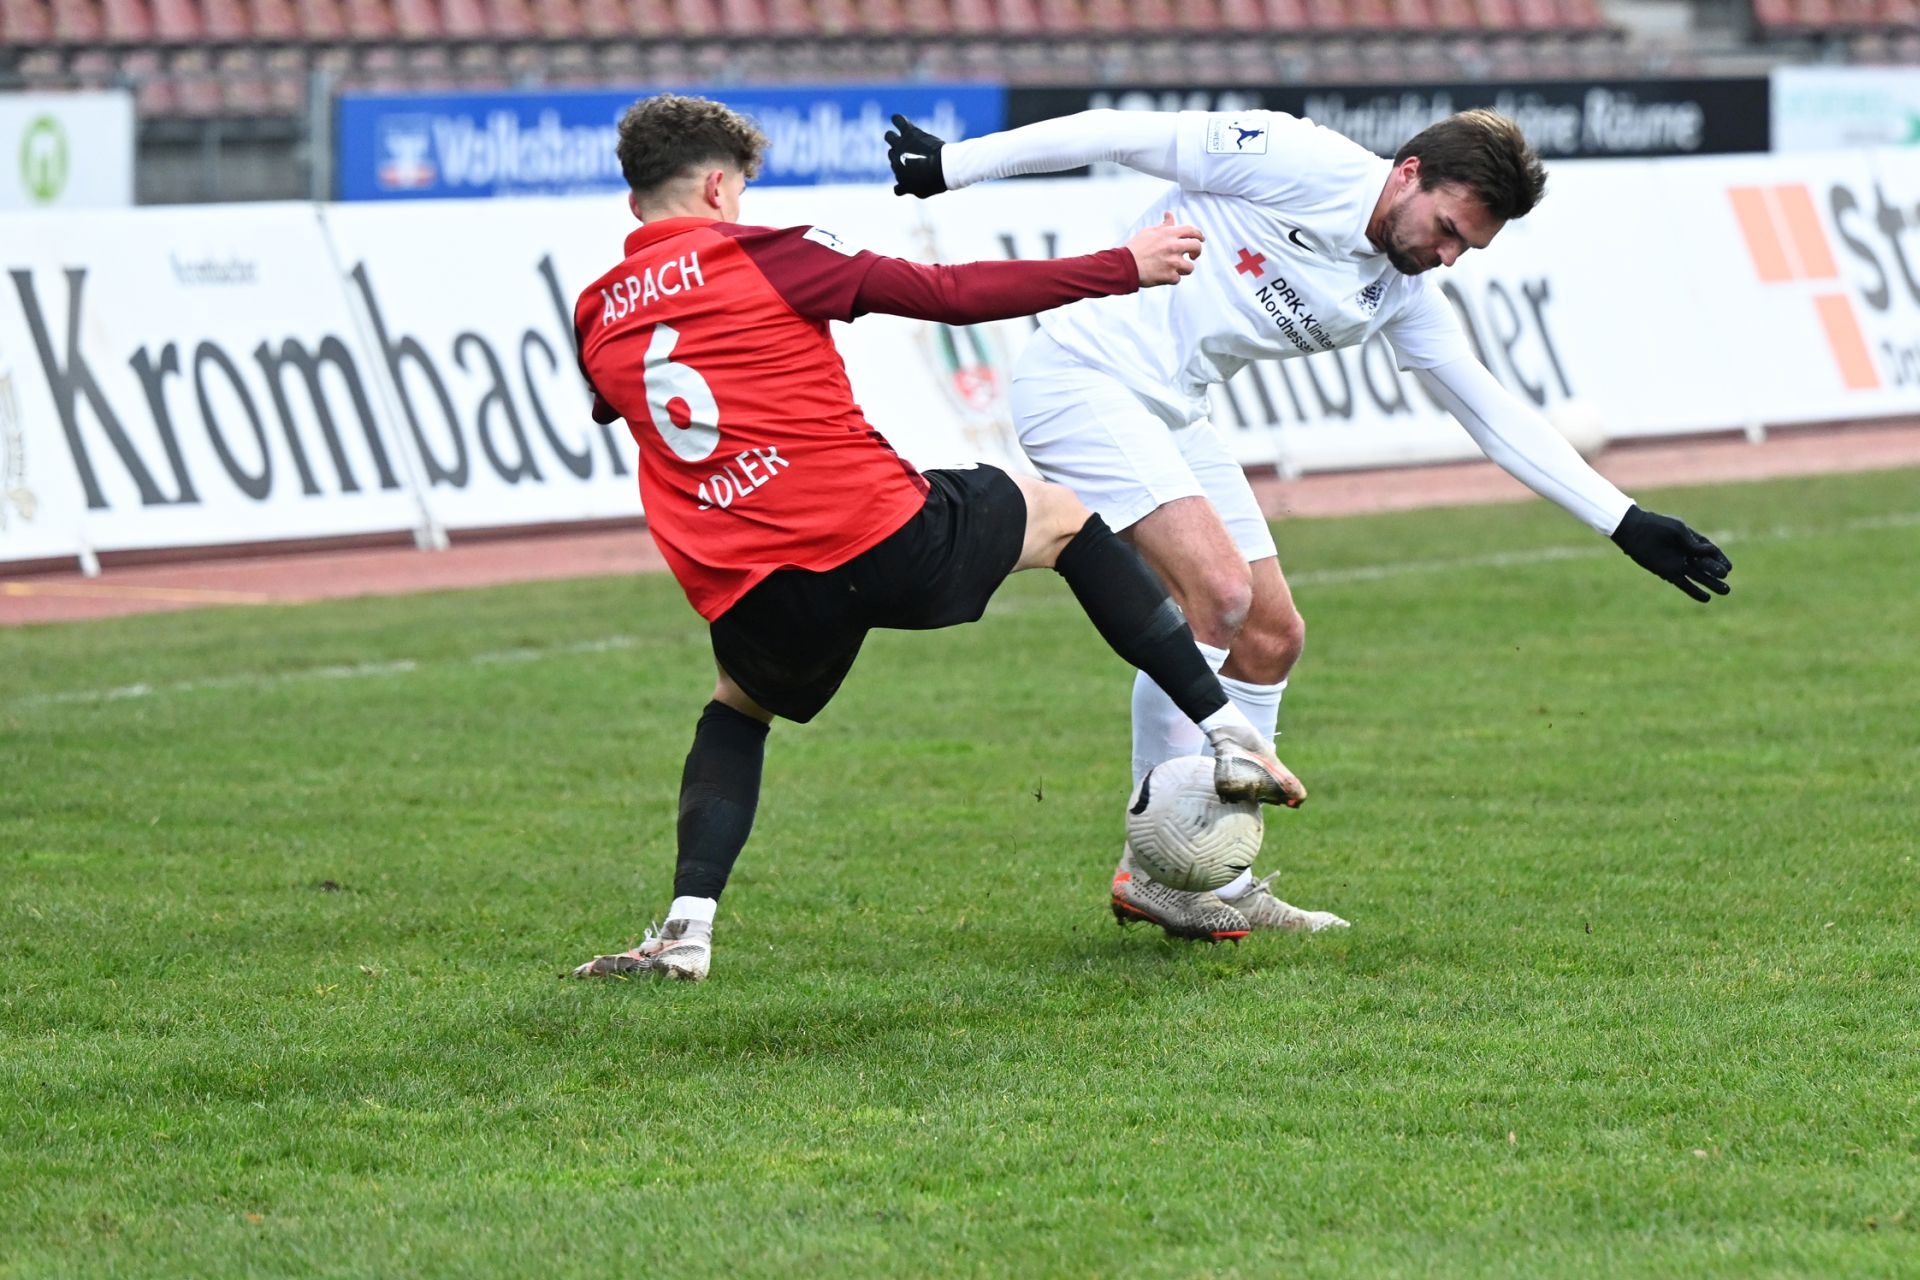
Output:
[1610,504,1732,602]
[1126,213,1206,288]
[886,114,948,198]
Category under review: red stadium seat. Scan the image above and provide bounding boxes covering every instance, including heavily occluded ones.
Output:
[1,0,55,41]
[946,0,990,28]
[669,0,718,32]
[1470,0,1515,25]
[530,0,584,33]
[1168,0,1221,29]
[627,0,679,34]
[1258,0,1305,25]
[903,0,950,31]
[483,0,539,33]
[813,0,857,31]
[244,0,302,36]
[1426,0,1472,24]
[101,0,155,39]
[1302,0,1349,27]
[763,0,822,33]
[1345,0,1392,25]
[854,0,906,32]
[199,0,254,36]
[295,0,349,33]
[101,0,157,37]
[457,0,500,33]
[992,0,1041,33]
[714,0,764,32]
[338,0,395,36]
[388,0,439,32]
[51,0,105,40]
[1873,0,1917,22]
[1556,0,1605,28]
[1513,0,1559,28]
[574,0,622,32]
[1037,0,1085,29]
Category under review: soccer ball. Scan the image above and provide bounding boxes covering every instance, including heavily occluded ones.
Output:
[1124,755,1263,892]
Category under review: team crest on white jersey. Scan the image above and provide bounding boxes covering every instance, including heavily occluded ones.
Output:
[803,225,860,255]
[1205,119,1270,155]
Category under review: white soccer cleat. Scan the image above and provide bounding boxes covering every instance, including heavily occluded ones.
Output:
[1204,723,1307,808]
[1230,871,1349,932]
[1110,845,1250,941]
[571,919,712,982]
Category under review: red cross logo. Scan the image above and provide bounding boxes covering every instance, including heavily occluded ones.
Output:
[1234,248,1266,278]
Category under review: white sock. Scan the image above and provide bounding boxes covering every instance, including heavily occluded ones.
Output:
[1131,642,1230,785]
[1218,674,1286,747]
[667,895,717,926]
[1215,870,1256,900]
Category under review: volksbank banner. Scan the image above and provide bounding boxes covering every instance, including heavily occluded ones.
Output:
[1007,79,1771,160]
[335,84,1005,200]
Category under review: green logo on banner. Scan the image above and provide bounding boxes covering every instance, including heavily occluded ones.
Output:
[20,116,69,205]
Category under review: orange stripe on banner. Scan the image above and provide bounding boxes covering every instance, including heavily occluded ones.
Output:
[1813,294,1880,391]
[1728,186,1794,282]
[1773,184,1839,281]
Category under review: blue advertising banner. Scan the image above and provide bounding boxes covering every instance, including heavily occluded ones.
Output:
[335,83,1005,200]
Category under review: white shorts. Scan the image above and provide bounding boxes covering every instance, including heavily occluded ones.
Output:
[1010,331,1277,563]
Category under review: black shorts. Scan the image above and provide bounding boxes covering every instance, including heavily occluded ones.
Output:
[710,465,1027,723]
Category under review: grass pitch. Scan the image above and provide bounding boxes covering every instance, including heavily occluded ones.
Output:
[3,468,1917,1278]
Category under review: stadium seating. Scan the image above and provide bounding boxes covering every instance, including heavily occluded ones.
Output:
[0,0,1663,122]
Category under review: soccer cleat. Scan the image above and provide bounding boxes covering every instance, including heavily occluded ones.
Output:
[1204,723,1307,809]
[1229,871,1350,933]
[1111,846,1250,942]
[571,918,712,982]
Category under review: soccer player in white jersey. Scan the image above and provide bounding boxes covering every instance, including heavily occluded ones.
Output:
[886,106,1732,941]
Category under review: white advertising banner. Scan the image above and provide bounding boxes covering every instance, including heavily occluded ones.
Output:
[1654,149,1920,425]
[318,197,645,532]
[1773,67,1920,154]
[0,91,135,211]
[0,203,425,563]
[5,145,1919,568]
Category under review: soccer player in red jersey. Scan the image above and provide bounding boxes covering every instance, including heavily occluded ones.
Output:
[570,95,1305,982]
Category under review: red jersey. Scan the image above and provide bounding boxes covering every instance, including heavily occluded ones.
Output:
[576,217,1139,621]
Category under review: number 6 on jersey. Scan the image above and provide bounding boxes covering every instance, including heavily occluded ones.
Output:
[643,323,721,462]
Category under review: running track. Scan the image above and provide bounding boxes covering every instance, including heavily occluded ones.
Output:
[6,421,1919,627]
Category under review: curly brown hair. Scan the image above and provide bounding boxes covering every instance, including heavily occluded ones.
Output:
[1394,109,1547,222]
[615,94,768,198]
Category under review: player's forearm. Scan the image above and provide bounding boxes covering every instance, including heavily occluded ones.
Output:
[939,110,1181,188]
[1414,359,1632,535]
[853,249,1138,325]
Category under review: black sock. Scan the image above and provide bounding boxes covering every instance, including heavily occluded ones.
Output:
[1053,515,1228,725]
[672,700,771,902]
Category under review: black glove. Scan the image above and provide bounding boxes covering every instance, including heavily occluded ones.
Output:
[1610,504,1732,603]
[885,114,948,199]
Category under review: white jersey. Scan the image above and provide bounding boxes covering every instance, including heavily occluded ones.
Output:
[1037,110,1472,426]
[939,108,1633,534]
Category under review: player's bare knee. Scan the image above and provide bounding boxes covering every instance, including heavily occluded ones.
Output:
[1182,565,1254,646]
[1013,476,1090,569]
[1240,607,1305,683]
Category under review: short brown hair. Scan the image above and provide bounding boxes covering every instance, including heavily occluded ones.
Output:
[615,94,768,197]
[1394,109,1547,222]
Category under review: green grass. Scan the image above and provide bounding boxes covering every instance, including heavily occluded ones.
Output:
[3,469,1917,1278]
